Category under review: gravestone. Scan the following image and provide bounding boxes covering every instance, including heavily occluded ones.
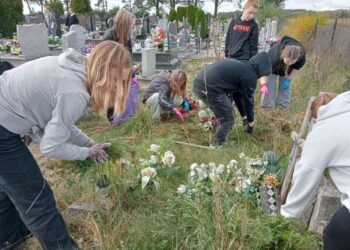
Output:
[271,20,278,39]
[158,9,168,31]
[62,25,85,51]
[183,17,189,42]
[167,22,177,51]
[141,48,156,77]
[17,23,49,60]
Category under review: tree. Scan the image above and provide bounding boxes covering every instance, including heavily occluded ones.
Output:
[71,0,91,14]
[133,0,150,17]
[176,6,187,22]
[147,0,166,16]
[29,0,44,13]
[0,0,23,38]
[187,4,198,28]
[24,0,33,15]
[47,0,64,16]
[168,8,177,22]
[195,8,207,38]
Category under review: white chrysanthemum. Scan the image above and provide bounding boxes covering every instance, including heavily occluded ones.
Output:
[198,109,208,119]
[149,144,161,153]
[216,164,225,175]
[141,167,157,177]
[149,155,158,165]
[239,153,245,159]
[177,184,186,194]
[208,162,216,168]
[190,163,199,170]
[162,150,176,166]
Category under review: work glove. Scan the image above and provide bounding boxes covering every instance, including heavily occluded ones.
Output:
[183,100,190,112]
[89,143,111,163]
[246,125,254,134]
[173,107,184,121]
[260,84,269,96]
[281,79,291,89]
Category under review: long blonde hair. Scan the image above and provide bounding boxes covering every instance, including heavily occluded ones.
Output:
[281,45,303,75]
[168,70,187,98]
[114,9,135,46]
[85,40,132,114]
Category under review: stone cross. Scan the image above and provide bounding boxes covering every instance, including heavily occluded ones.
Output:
[16,23,50,60]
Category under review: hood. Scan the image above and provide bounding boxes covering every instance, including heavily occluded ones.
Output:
[249,52,272,78]
[281,36,302,47]
[58,48,86,80]
[317,91,350,122]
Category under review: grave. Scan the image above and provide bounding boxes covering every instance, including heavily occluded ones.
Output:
[17,24,50,60]
[62,25,85,51]
[141,48,156,77]
[167,22,177,51]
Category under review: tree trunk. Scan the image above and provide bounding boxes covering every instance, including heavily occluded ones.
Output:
[156,1,159,16]
[25,0,33,15]
[64,0,69,12]
[194,0,198,6]
[214,0,218,17]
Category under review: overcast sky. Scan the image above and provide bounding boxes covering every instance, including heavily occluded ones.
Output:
[24,0,350,15]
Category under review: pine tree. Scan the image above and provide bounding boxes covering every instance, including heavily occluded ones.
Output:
[0,0,23,38]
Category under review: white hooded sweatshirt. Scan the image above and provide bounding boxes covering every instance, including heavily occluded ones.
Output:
[281,91,350,217]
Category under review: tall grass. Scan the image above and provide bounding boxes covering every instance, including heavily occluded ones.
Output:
[43,53,350,249]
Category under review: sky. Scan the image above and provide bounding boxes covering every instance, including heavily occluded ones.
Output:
[23,0,350,15]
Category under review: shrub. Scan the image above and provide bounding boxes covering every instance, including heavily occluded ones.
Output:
[280,13,328,49]
[0,0,23,38]
[168,8,177,23]
[195,9,208,39]
[176,6,187,23]
[187,4,198,29]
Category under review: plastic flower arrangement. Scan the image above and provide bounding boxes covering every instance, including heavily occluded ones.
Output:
[139,144,180,190]
[151,26,166,49]
[176,152,282,199]
[198,108,217,131]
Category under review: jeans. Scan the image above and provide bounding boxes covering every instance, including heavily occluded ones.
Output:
[323,206,350,250]
[194,86,235,145]
[260,74,291,109]
[0,125,79,250]
[145,93,183,120]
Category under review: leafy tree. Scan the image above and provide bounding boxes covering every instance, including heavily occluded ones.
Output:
[187,4,198,28]
[71,0,91,14]
[133,0,150,17]
[168,8,177,22]
[176,6,187,22]
[0,0,23,38]
[256,3,288,26]
[47,0,64,16]
[195,8,207,38]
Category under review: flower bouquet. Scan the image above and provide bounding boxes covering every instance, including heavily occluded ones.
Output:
[198,108,217,131]
[139,144,180,190]
[151,26,166,52]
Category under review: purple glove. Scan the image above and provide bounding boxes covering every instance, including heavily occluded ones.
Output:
[89,143,111,163]
[260,84,269,96]
[173,107,184,121]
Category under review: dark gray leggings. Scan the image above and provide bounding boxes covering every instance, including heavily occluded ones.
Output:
[323,206,350,250]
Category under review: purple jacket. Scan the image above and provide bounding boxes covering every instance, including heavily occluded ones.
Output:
[112,77,140,126]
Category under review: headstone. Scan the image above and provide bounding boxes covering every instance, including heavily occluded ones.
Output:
[183,17,189,42]
[141,48,156,77]
[62,25,85,52]
[308,178,342,234]
[167,22,177,51]
[17,24,49,60]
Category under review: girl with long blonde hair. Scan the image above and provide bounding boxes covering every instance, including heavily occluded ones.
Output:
[261,36,306,109]
[0,40,131,249]
[143,70,188,121]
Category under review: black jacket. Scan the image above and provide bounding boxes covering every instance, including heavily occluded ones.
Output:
[193,52,271,122]
[268,36,306,76]
[102,27,132,53]
[142,71,175,111]
[225,18,258,60]
[69,14,79,26]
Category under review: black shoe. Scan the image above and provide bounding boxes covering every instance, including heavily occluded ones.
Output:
[246,125,254,134]
[242,118,248,126]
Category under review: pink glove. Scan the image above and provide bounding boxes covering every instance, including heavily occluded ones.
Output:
[173,107,184,121]
[260,84,269,96]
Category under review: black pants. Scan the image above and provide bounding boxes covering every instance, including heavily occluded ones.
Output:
[193,85,235,145]
[323,206,350,250]
[0,125,79,250]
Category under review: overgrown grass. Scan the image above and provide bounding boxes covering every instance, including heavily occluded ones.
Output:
[44,54,350,249]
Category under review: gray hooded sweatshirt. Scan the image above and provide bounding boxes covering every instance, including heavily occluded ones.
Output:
[281,91,350,217]
[0,49,91,160]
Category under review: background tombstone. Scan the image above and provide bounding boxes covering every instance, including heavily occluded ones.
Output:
[141,48,156,77]
[158,9,168,31]
[167,22,177,51]
[17,23,50,60]
[62,25,85,51]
